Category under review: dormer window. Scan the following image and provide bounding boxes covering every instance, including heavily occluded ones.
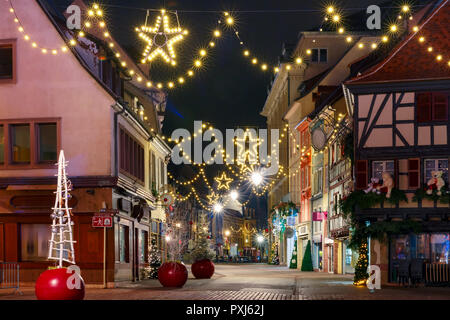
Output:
[311,48,327,63]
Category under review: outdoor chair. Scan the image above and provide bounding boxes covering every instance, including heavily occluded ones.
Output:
[410,259,424,287]
[398,260,411,287]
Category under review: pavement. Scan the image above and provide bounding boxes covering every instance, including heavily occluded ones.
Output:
[1,263,450,300]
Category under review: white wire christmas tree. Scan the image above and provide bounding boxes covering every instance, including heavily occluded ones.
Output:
[48,150,76,268]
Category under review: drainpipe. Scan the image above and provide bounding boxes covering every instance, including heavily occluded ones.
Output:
[114,104,126,177]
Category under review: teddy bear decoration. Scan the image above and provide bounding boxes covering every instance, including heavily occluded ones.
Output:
[364,172,394,198]
[426,170,445,196]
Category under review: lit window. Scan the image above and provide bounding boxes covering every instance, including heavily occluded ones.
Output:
[372,160,395,181]
[11,124,30,163]
[20,224,51,261]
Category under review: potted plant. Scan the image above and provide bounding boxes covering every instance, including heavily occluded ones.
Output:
[157,215,189,288]
[190,213,215,279]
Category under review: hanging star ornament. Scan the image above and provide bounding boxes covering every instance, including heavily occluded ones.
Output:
[207,192,220,205]
[215,172,233,190]
[137,9,188,66]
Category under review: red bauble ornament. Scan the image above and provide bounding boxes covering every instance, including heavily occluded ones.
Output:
[189,220,193,225]
[191,259,215,279]
[35,268,85,300]
[158,262,188,287]
[207,236,211,239]
[265,228,269,233]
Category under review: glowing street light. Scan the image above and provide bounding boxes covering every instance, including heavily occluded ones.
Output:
[225,230,231,237]
[165,235,171,242]
[230,190,239,200]
[251,171,263,186]
[213,203,223,213]
[257,235,264,243]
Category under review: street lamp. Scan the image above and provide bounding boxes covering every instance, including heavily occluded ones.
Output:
[257,235,264,243]
[250,171,263,186]
[230,190,239,200]
[225,230,231,237]
[213,203,223,213]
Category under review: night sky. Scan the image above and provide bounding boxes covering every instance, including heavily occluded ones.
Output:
[55,0,392,227]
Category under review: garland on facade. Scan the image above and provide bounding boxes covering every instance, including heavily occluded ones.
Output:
[338,188,408,216]
[412,187,450,204]
[338,188,421,285]
[341,132,354,164]
[270,201,296,218]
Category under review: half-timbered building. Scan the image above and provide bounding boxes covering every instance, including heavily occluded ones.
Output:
[345,0,450,285]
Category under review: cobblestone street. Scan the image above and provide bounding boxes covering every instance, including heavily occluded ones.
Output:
[1,264,450,300]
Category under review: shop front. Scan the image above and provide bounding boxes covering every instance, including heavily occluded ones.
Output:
[389,233,449,283]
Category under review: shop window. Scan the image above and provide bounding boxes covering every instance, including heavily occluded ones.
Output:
[424,159,448,185]
[10,124,30,163]
[431,233,449,263]
[372,160,395,181]
[0,42,14,81]
[20,224,51,261]
[417,92,448,122]
[119,225,129,263]
[140,230,148,263]
[37,123,57,162]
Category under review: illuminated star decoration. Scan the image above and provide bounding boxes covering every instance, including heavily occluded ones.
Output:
[137,9,187,66]
[215,172,233,191]
[207,192,220,205]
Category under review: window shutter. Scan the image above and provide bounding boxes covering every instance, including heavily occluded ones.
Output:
[408,158,420,189]
[417,93,432,122]
[432,93,448,121]
[355,160,368,190]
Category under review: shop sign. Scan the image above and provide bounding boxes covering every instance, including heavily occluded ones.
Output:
[313,211,328,221]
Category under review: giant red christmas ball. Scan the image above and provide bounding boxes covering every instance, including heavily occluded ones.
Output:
[158,262,188,287]
[35,268,85,300]
[191,259,215,279]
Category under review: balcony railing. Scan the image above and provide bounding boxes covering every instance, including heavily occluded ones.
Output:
[328,214,350,238]
[329,159,351,183]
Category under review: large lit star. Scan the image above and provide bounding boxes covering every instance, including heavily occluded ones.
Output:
[215,172,233,190]
[137,9,187,65]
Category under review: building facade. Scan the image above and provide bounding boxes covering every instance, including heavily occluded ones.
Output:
[345,1,449,284]
[0,0,170,286]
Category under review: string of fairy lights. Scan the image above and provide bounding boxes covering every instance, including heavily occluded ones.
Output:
[6,1,449,211]
[7,1,448,90]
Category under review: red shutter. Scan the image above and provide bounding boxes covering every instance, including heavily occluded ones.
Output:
[408,158,420,189]
[355,160,368,190]
[417,93,432,122]
[432,93,448,121]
